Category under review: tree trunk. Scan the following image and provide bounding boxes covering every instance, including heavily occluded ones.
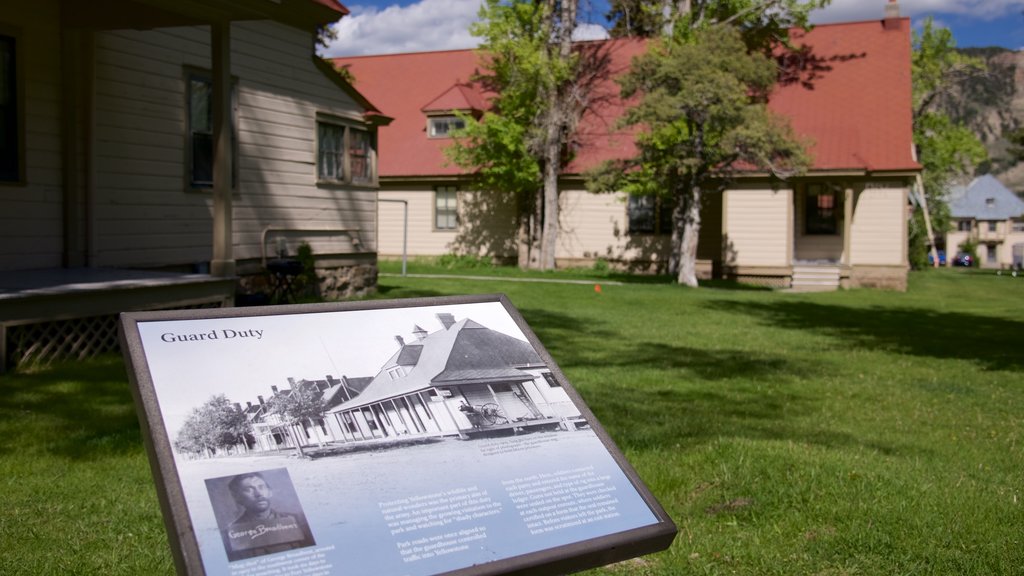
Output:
[677,184,702,287]
[669,189,685,276]
[540,131,560,271]
[537,0,576,271]
[517,213,532,269]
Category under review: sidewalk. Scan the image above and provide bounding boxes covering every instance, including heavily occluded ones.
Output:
[379,273,624,286]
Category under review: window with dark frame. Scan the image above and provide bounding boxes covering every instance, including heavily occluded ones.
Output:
[627,195,673,234]
[0,33,19,183]
[318,122,345,182]
[987,221,997,233]
[428,115,465,138]
[349,127,372,184]
[805,184,838,235]
[958,220,972,232]
[187,72,236,189]
[317,118,376,185]
[435,186,457,230]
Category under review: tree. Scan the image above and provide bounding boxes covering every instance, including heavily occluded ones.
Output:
[1007,127,1024,164]
[174,395,250,458]
[606,0,828,50]
[588,24,808,286]
[446,0,587,270]
[269,381,329,456]
[910,18,987,268]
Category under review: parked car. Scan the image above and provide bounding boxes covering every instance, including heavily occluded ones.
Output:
[953,252,974,267]
[928,249,947,266]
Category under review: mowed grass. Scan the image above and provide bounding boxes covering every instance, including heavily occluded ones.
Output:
[2,268,1022,575]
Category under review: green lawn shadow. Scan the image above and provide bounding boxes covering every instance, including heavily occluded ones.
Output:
[710,300,1024,372]
[0,356,141,460]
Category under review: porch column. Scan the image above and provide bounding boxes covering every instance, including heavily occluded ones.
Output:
[210,21,235,277]
[60,27,94,268]
[843,185,854,267]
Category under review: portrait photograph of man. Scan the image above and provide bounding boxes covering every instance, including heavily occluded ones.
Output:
[206,468,316,561]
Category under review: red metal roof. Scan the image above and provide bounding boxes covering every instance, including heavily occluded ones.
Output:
[312,0,349,16]
[333,17,919,179]
[771,18,919,172]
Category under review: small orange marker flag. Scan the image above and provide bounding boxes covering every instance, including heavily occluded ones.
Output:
[594,284,602,293]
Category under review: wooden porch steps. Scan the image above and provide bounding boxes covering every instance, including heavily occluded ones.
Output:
[790,264,841,292]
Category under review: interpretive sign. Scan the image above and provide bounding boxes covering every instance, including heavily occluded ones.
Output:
[120,294,676,576]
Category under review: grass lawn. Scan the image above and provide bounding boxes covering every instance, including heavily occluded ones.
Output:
[2,268,1022,575]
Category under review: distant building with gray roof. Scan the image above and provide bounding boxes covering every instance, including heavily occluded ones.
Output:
[946,175,1024,269]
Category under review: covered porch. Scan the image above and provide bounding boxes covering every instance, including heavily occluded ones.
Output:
[0,268,233,372]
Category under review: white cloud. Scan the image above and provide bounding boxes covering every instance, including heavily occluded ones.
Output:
[810,0,1024,24]
[321,0,613,56]
[322,0,483,56]
[573,22,611,41]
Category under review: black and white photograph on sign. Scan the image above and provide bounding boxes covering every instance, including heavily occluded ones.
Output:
[128,298,673,575]
[205,468,315,561]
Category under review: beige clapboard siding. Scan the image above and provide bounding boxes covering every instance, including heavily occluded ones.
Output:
[725,187,791,266]
[378,188,456,256]
[92,19,375,268]
[850,186,904,265]
[0,2,65,269]
[557,189,632,261]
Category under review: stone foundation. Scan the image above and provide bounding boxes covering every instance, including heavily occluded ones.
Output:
[846,265,908,291]
[236,260,378,303]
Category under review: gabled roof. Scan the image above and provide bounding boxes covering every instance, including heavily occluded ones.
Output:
[332,50,485,177]
[329,316,543,411]
[949,175,1024,220]
[422,84,487,114]
[322,376,373,409]
[332,16,919,179]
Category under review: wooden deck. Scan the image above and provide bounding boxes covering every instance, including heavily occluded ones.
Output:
[0,268,235,372]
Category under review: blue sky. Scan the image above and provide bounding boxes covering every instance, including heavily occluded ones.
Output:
[322,0,1024,56]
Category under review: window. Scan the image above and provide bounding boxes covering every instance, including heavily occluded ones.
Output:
[958,220,972,232]
[435,187,457,230]
[317,117,376,185]
[987,221,997,233]
[627,195,673,234]
[387,366,405,380]
[1,32,22,183]
[987,244,997,263]
[1013,220,1024,233]
[187,71,236,189]
[428,115,465,138]
[542,372,561,388]
[349,127,372,184]
[805,184,838,235]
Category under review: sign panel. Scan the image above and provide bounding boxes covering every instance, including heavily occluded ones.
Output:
[120,294,676,576]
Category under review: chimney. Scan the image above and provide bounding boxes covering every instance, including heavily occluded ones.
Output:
[395,335,405,347]
[233,403,242,412]
[271,385,279,394]
[258,395,265,405]
[246,401,253,408]
[412,324,428,340]
[437,313,456,330]
[884,0,900,29]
